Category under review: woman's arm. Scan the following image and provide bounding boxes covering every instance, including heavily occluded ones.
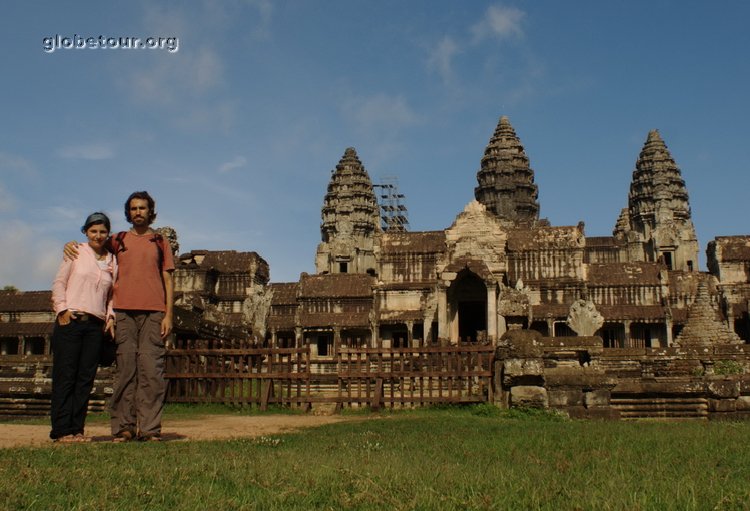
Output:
[51,259,73,325]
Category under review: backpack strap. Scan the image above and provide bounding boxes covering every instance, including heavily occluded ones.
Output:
[151,233,165,270]
[109,231,128,255]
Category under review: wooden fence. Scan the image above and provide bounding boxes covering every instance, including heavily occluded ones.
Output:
[165,343,495,410]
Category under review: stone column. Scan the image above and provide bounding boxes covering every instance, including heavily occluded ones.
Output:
[333,326,341,354]
[486,283,497,343]
[623,320,632,348]
[294,326,303,348]
[270,328,277,348]
[406,320,414,347]
[437,284,449,342]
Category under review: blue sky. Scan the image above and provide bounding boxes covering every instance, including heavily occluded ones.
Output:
[1,1,749,290]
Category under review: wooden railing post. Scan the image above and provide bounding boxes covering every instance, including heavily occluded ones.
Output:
[372,377,384,411]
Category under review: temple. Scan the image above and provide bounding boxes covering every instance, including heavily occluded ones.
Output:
[255,116,748,356]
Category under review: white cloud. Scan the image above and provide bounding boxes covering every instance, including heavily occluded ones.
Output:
[129,47,224,105]
[427,36,460,82]
[339,93,420,166]
[172,101,237,132]
[142,4,190,38]
[195,0,273,38]
[244,0,273,39]
[471,5,525,42]
[0,182,17,212]
[0,152,36,176]
[57,143,115,160]
[342,93,419,133]
[218,156,247,174]
[0,220,61,291]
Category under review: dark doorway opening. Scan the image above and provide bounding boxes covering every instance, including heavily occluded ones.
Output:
[448,269,487,343]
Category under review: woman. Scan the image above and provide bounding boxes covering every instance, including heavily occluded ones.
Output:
[50,212,117,443]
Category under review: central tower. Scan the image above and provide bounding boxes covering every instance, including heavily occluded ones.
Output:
[474,116,540,225]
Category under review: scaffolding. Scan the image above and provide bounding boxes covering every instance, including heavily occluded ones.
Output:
[374,177,409,232]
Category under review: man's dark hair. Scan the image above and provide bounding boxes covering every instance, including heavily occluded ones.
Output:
[124,191,157,225]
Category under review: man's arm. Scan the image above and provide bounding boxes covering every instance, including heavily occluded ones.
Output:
[63,241,80,261]
[161,270,174,339]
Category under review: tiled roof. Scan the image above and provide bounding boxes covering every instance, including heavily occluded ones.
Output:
[531,303,668,321]
[587,262,663,285]
[377,282,435,291]
[585,236,620,248]
[0,291,53,312]
[299,273,374,298]
[381,231,446,253]
[269,283,299,305]
[0,322,54,336]
[268,315,297,330]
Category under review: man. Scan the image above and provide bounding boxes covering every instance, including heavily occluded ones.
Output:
[65,191,174,442]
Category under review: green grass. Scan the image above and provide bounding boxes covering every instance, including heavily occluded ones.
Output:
[1,407,749,510]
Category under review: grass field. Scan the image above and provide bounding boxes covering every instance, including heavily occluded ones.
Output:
[1,405,749,510]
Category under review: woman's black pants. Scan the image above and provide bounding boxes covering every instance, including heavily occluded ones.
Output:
[50,319,102,439]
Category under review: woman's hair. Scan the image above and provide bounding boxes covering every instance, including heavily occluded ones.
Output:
[124,190,157,224]
[81,212,111,234]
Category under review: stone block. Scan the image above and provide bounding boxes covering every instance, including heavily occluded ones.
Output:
[612,380,704,395]
[706,379,740,399]
[736,396,750,412]
[510,385,548,409]
[502,358,544,387]
[544,367,611,388]
[584,389,611,408]
[708,399,736,413]
[548,389,583,408]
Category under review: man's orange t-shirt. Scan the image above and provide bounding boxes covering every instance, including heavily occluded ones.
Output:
[111,232,175,312]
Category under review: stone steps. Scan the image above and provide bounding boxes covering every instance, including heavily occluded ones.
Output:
[611,396,708,419]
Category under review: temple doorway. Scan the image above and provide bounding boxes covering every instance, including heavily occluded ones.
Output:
[448,269,487,342]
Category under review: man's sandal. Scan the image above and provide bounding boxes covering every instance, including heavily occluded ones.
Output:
[113,431,135,443]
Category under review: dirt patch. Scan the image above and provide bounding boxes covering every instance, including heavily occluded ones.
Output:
[0,414,362,448]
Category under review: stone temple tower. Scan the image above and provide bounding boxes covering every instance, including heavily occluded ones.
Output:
[474,116,540,225]
[614,130,699,271]
[315,147,380,275]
